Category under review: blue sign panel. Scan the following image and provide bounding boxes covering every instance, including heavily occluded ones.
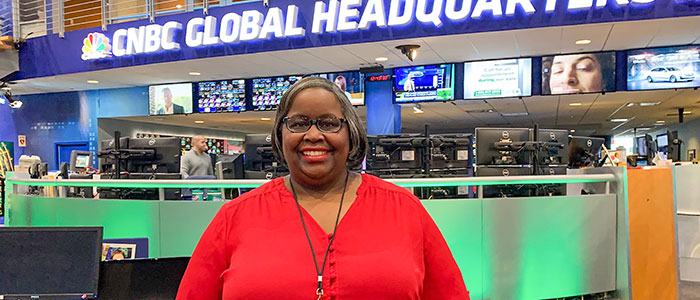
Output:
[17,0,700,80]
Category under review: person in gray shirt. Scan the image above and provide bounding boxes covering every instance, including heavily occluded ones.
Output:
[181,135,213,179]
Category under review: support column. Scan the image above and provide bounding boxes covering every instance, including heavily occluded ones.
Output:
[365,70,401,135]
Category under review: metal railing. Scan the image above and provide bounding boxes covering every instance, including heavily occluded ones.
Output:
[8,0,257,41]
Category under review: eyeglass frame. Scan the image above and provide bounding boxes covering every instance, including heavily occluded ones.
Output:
[282,115,347,133]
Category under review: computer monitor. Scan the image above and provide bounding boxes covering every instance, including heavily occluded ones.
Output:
[0,227,102,298]
[244,134,288,179]
[216,154,244,180]
[99,137,130,174]
[429,133,472,174]
[657,133,669,150]
[475,128,531,165]
[366,134,426,173]
[70,150,93,172]
[568,136,605,168]
[532,129,569,166]
[636,136,648,156]
[127,137,181,173]
[98,257,189,300]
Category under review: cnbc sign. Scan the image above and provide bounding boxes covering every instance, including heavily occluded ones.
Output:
[81,0,656,60]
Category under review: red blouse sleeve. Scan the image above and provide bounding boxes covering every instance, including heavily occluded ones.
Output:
[419,205,471,300]
[176,203,235,300]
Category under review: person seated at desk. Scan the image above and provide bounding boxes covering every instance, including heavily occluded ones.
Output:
[180,135,213,179]
[176,77,469,299]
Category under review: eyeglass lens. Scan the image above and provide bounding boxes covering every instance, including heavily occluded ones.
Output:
[286,116,343,133]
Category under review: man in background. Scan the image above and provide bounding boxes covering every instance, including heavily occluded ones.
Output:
[157,87,184,115]
[180,135,213,179]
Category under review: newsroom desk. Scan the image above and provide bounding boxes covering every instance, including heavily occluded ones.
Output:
[4,170,627,300]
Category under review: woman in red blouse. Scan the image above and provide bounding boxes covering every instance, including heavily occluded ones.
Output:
[176,77,469,300]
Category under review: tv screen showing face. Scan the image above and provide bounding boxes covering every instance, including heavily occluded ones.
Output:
[464,58,532,99]
[312,71,365,106]
[197,80,246,113]
[627,45,700,90]
[542,52,616,95]
[149,83,194,115]
[393,64,455,103]
[251,76,303,111]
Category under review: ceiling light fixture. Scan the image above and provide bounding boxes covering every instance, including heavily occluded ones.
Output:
[610,118,629,122]
[87,80,99,84]
[640,102,661,106]
[194,120,204,124]
[413,104,424,114]
[260,117,271,121]
[569,102,582,106]
[176,4,182,8]
[396,44,420,61]
[501,112,529,117]
[570,129,576,133]
[626,103,635,107]
[656,120,665,123]
[189,72,201,76]
[575,39,592,45]
[375,57,388,62]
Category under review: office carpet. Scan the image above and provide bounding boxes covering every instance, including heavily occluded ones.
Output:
[680,281,700,300]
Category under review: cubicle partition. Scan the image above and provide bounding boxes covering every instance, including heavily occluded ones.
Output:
[675,164,700,282]
[5,172,624,300]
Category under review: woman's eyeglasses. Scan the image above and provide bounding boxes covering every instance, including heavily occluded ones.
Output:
[283,115,345,133]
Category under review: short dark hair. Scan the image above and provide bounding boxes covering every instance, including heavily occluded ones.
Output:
[270,77,368,169]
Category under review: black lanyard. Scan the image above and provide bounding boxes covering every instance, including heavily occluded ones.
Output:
[289,171,349,300]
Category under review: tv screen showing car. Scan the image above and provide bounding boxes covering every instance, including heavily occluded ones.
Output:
[312,71,365,106]
[149,83,194,115]
[541,52,616,95]
[464,58,532,99]
[627,45,700,91]
[197,79,246,113]
[393,64,455,103]
[251,76,302,111]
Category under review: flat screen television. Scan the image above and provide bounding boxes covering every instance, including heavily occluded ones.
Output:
[541,52,616,95]
[627,45,700,91]
[251,75,303,111]
[393,64,455,103]
[464,58,532,99]
[657,133,669,149]
[197,79,246,113]
[148,83,194,115]
[312,71,365,105]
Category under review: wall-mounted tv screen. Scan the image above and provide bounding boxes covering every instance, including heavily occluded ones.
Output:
[148,83,194,115]
[251,76,302,111]
[312,71,365,106]
[197,80,246,113]
[464,58,532,99]
[627,45,700,91]
[542,52,616,95]
[393,64,454,103]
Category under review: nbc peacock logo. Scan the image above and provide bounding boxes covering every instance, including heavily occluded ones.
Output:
[81,32,112,61]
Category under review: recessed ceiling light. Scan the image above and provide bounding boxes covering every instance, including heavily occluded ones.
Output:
[87,80,99,84]
[626,103,635,107]
[260,117,271,121]
[570,129,576,133]
[610,118,629,122]
[413,104,424,114]
[575,39,592,45]
[569,102,582,106]
[189,72,201,76]
[194,120,204,124]
[684,111,692,114]
[375,57,388,62]
[636,127,651,131]
[501,112,529,117]
[176,4,182,8]
[656,120,665,123]
[640,102,661,106]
